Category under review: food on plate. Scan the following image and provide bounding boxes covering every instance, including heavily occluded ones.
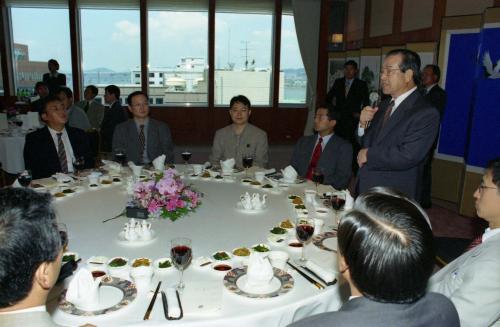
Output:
[201,171,211,178]
[112,177,121,182]
[252,244,270,252]
[288,242,303,248]
[262,184,273,189]
[213,264,232,271]
[132,258,151,267]
[108,257,127,267]
[213,251,231,261]
[89,184,98,188]
[158,259,172,268]
[270,227,287,235]
[215,175,223,180]
[250,181,261,186]
[91,270,106,278]
[280,219,294,229]
[294,204,306,210]
[54,192,66,198]
[62,188,75,194]
[62,254,75,262]
[101,179,112,185]
[232,247,251,256]
[32,183,45,188]
[241,179,253,183]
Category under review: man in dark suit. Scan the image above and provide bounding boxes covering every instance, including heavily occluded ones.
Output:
[420,64,447,208]
[24,95,93,179]
[30,81,49,115]
[112,91,174,165]
[325,60,369,143]
[100,85,127,153]
[42,59,66,95]
[357,49,440,201]
[290,103,352,190]
[289,188,459,327]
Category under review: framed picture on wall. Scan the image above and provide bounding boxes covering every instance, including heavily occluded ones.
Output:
[359,48,382,93]
[327,56,345,92]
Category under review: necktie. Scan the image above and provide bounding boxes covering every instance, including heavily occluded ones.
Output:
[465,234,482,251]
[306,137,323,180]
[139,125,145,161]
[345,80,351,97]
[57,133,68,173]
[381,100,395,128]
[83,101,90,113]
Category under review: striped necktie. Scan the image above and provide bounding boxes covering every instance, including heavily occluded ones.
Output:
[57,133,68,173]
[139,125,145,161]
[381,100,395,128]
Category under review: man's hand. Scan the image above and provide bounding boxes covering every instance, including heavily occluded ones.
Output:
[359,106,378,128]
[357,148,368,167]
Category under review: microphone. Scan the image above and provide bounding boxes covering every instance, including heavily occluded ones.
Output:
[369,92,380,107]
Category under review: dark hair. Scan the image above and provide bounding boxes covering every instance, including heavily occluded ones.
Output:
[316,102,341,121]
[127,91,148,105]
[386,49,421,85]
[338,187,434,304]
[487,158,500,189]
[56,86,73,99]
[229,95,251,109]
[34,81,48,92]
[105,85,121,99]
[424,64,441,82]
[48,59,60,70]
[344,60,358,70]
[85,85,98,97]
[41,95,63,114]
[0,188,61,308]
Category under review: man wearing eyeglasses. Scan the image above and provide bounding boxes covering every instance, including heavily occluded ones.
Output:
[356,49,440,201]
[428,158,500,327]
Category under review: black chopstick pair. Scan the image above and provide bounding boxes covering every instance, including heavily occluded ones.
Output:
[143,281,183,321]
[287,262,337,289]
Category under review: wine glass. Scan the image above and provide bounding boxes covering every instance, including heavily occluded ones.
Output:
[181,151,192,175]
[295,217,315,263]
[58,223,69,252]
[170,237,192,291]
[242,155,253,178]
[73,156,85,185]
[330,193,346,229]
[114,149,127,167]
[311,167,324,193]
[18,170,32,187]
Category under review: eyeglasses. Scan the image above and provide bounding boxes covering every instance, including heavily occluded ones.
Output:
[314,114,329,120]
[477,183,497,193]
[380,68,402,76]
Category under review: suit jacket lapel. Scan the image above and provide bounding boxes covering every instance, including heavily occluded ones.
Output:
[318,135,336,166]
[375,90,418,142]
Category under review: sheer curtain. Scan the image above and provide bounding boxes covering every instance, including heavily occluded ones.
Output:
[292,0,321,135]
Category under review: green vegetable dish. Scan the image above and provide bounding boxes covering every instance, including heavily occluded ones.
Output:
[213,252,230,260]
[108,258,127,267]
[252,244,270,252]
[158,260,172,268]
[270,227,287,235]
[62,254,75,262]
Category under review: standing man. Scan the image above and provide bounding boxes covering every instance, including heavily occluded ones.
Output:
[357,49,439,201]
[290,103,352,190]
[100,85,127,153]
[112,91,174,165]
[56,87,91,131]
[428,158,500,327]
[210,95,268,169]
[24,95,93,179]
[75,85,104,130]
[420,64,447,208]
[42,59,66,95]
[325,60,369,143]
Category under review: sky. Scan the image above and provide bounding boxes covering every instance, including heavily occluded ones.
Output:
[11,7,304,73]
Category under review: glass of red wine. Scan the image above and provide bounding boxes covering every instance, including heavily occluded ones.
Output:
[181,151,192,175]
[58,223,68,252]
[331,193,346,228]
[170,237,192,291]
[242,155,253,178]
[295,217,315,263]
[18,170,32,187]
[114,149,127,167]
[311,167,324,193]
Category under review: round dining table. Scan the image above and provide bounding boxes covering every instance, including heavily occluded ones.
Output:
[46,167,348,326]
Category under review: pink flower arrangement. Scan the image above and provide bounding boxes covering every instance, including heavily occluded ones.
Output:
[133,168,201,221]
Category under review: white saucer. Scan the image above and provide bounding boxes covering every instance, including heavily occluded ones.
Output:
[236,203,267,214]
[116,230,157,246]
[236,276,281,295]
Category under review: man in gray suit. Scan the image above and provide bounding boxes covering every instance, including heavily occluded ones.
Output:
[290,103,352,190]
[75,85,104,130]
[0,188,63,326]
[112,91,174,165]
[357,49,440,201]
[428,158,500,327]
[56,87,91,131]
[289,188,459,327]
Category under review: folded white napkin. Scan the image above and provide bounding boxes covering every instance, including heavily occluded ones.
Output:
[262,168,276,175]
[344,190,355,210]
[0,113,8,130]
[165,288,181,318]
[245,253,274,290]
[65,268,100,310]
[53,173,72,183]
[152,155,166,171]
[102,159,121,172]
[220,158,235,171]
[128,161,143,176]
[281,165,298,181]
[305,260,335,283]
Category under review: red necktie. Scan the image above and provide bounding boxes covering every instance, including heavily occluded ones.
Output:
[466,234,482,251]
[306,137,323,179]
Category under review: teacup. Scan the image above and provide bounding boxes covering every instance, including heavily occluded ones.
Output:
[131,165,143,177]
[305,189,317,203]
[314,218,324,235]
[192,164,203,175]
[268,251,289,271]
[254,171,265,183]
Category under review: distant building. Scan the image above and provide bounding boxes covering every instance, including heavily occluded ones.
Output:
[12,43,46,94]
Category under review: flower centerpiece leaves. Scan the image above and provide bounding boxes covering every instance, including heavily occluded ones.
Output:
[133,168,201,221]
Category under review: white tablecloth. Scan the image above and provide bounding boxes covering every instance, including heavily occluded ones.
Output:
[47,170,348,326]
[0,134,25,174]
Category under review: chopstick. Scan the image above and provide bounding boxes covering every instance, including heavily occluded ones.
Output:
[301,266,337,287]
[102,210,126,223]
[287,262,324,290]
[143,281,162,320]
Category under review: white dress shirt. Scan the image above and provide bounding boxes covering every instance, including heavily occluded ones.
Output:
[482,227,500,243]
[0,305,46,315]
[47,126,75,173]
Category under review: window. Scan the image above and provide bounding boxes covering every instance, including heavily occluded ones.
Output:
[155,98,163,105]
[280,7,307,104]
[10,6,72,94]
[79,2,140,100]
[148,0,208,105]
[149,72,154,77]
[215,1,274,106]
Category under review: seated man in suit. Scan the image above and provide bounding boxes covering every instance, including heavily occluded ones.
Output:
[290,103,352,190]
[428,158,500,327]
[0,188,63,326]
[100,85,127,153]
[31,81,50,115]
[24,95,93,179]
[112,91,174,165]
[56,87,91,131]
[210,95,268,168]
[290,187,459,327]
[75,85,104,130]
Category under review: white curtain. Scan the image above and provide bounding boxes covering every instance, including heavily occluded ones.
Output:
[292,0,321,135]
